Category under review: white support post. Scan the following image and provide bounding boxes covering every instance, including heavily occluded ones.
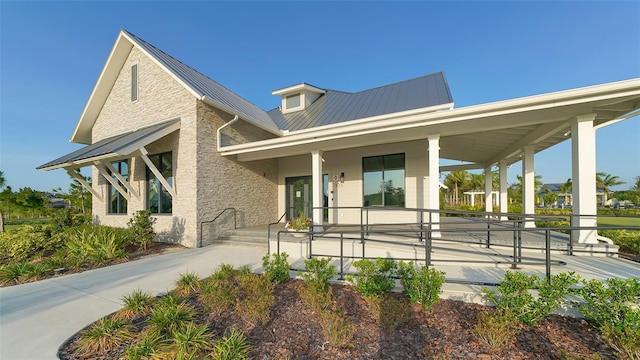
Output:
[94,162,131,202]
[499,160,508,221]
[427,135,441,238]
[311,150,324,231]
[522,145,535,228]
[101,160,139,200]
[485,165,493,215]
[139,147,177,198]
[66,169,102,201]
[571,114,598,244]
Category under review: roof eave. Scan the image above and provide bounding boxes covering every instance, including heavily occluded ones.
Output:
[201,96,283,136]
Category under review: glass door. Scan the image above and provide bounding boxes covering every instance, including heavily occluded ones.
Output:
[286,176,312,220]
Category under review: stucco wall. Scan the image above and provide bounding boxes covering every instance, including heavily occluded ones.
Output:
[90,46,198,246]
[278,140,431,225]
[197,102,278,245]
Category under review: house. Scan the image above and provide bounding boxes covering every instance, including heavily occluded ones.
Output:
[38,30,640,247]
[539,183,608,208]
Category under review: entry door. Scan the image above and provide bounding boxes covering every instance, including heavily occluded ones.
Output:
[286,176,312,220]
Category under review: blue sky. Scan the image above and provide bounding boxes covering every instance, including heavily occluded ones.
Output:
[1,1,639,193]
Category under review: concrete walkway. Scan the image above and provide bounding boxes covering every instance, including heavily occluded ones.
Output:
[0,244,266,360]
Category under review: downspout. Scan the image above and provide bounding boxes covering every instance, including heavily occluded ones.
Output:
[217,115,239,151]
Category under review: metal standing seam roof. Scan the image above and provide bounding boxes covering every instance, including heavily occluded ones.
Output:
[122,30,281,134]
[267,72,453,132]
[37,120,180,170]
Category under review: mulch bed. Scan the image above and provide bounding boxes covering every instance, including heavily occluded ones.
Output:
[58,279,615,360]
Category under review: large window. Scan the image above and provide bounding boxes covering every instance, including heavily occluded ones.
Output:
[363,153,405,207]
[108,160,128,214]
[147,152,172,214]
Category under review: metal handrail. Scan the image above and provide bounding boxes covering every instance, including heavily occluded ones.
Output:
[267,209,291,253]
[198,207,236,248]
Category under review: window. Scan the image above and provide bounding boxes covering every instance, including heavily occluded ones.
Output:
[363,153,405,207]
[108,160,128,214]
[146,152,172,214]
[285,93,301,109]
[131,64,138,101]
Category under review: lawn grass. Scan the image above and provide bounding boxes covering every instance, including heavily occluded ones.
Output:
[598,216,640,227]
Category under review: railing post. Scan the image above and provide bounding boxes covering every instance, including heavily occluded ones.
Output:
[486,220,491,248]
[419,210,424,242]
[277,232,280,255]
[545,229,551,284]
[308,230,312,259]
[425,229,432,268]
[568,215,574,256]
[511,220,519,269]
[360,208,364,243]
[339,232,344,280]
[517,220,522,264]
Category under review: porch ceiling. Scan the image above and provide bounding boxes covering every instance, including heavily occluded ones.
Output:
[221,79,640,166]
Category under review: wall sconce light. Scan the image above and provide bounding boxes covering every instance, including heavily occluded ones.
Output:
[340,172,345,182]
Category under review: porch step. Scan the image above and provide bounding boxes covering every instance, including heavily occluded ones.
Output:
[213,228,271,247]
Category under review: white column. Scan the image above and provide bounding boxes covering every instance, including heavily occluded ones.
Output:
[571,114,598,244]
[499,160,508,220]
[427,135,441,237]
[485,165,493,215]
[311,150,324,231]
[522,145,535,228]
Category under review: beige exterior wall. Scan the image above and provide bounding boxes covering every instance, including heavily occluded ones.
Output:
[91,46,198,247]
[197,102,278,245]
[278,140,432,225]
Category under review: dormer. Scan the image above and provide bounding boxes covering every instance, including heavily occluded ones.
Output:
[272,83,325,114]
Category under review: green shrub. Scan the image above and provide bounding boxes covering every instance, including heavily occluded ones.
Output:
[262,252,290,284]
[599,229,640,255]
[0,225,60,264]
[212,328,251,360]
[174,271,201,296]
[65,226,129,264]
[147,302,195,338]
[578,277,640,330]
[369,294,413,332]
[0,263,32,285]
[347,258,397,298]
[300,257,336,291]
[482,271,580,326]
[235,273,274,327]
[118,289,156,320]
[50,208,74,233]
[171,322,213,359]
[397,261,446,310]
[471,311,520,351]
[78,317,135,354]
[121,334,164,360]
[601,321,640,360]
[127,210,155,250]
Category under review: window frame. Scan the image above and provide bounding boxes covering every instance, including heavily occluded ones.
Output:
[107,160,129,215]
[146,151,173,214]
[131,64,138,101]
[362,153,406,208]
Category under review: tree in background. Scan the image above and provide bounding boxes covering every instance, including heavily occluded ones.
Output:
[16,187,48,218]
[559,178,572,207]
[68,174,91,214]
[444,170,470,205]
[508,174,544,205]
[596,172,624,206]
[542,191,559,208]
[0,171,5,232]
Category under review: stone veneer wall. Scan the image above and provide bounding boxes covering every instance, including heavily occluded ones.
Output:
[91,46,199,246]
[196,102,278,245]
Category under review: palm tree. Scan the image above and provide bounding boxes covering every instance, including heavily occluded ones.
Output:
[559,178,572,207]
[444,170,469,205]
[0,170,5,232]
[596,172,624,206]
[631,176,640,192]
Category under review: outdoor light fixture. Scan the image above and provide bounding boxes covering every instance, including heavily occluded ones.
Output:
[564,131,571,137]
[340,172,345,182]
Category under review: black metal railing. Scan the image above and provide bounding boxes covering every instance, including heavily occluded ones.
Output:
[198,208,236,248]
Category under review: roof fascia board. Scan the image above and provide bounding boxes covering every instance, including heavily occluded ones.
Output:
[220,79,640,156]
[440,163,484,172]
[200,96,283,136]
[71,34,134,144]
[272,83,326,96]
[115,119,181,155]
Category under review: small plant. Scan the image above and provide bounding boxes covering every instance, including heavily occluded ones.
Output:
[300,257,336,291]
[481,271,579,326]
[371,294,413,332]
[174,271,201,296]
[171,322,213,358]
[318,306,354,347]
[212,328,251,360]
[147,302,195,338]
[235,272,274,327]
[121,334,165,360]
[212,263,238,281]
[285,213,312,231]
[0,262,31,285]
[77,317,134,354]
[577,277,640,360]
[118,289,156,319]
[471,310,520,351]
[199,278,238,315]
[347,258,397,298]
[127,210,155,250]
[262,252,290,284]
[24,262,48,280]
[397,261,446,310]
[298,281,334,313]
